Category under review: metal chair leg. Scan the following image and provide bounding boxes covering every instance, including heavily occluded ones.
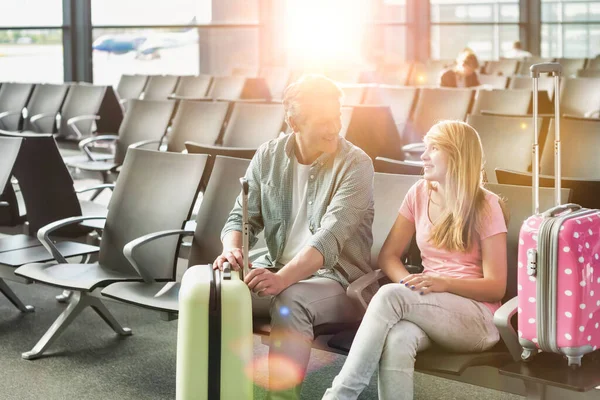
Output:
[22,291,131,360]
[0,278,33,312]
[55,290,73,303]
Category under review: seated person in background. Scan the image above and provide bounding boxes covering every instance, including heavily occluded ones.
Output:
[504,40,533,59]
[439,51,481,87]
[323,120,508,400]
[213,75,375,400]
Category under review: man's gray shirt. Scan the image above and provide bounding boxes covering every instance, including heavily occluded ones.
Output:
[221,132,375,288]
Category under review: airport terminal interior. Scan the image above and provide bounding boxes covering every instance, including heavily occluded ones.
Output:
[1,0,600,399]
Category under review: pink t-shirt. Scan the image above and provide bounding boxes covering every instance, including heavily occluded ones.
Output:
[398,179,507,314]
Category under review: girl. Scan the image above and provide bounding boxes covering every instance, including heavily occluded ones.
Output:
[323,120,508,400]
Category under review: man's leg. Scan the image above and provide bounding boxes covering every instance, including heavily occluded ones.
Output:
[260,277,359,400]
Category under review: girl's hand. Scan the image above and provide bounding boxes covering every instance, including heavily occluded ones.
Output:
[400,273,448,295]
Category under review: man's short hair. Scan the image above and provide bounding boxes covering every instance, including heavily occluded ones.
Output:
[513,40,522,50]
[282,74,343,127]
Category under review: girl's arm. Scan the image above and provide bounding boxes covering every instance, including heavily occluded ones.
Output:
[406,232,507,302]
[378,214,417,283]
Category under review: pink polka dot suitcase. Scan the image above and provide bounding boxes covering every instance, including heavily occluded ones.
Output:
[517,63,600,367]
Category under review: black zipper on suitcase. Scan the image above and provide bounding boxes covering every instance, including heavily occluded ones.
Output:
[208,267,222,400]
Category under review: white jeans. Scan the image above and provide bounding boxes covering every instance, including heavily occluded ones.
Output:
[323,283,500,400]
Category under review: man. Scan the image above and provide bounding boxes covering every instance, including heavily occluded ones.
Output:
[504,40,533,59]
[213,75,374,399]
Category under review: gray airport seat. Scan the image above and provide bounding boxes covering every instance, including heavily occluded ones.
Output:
[185,102,285,159]
[509,76,555,98]
[374,157,423,175]
[559,77,600,117]
[471,89,531,116]
[66,99,176,197]
[115,74,148,110]
[404,88,474,144]
[408,62,447,86]
[207,76,246,100]
[142,75,179,100]
[100,156,255,314]
[0,136,21,191]
[22,83,70,134]
[14,148,208,360]
[576,69,600,78]
[259,66,290,100]
[484,59,519,76]
[540,117,600,179]
[0,83,34,132]
[339,85,365,106]
[586,57,600,70]
[516,57,553,75]
[466,114,541,183]
[478,74,508,89]
[0,131,105,312]
[377,63,413,86]
[165,100,229,153]
[495,169,600,210]
[54,83,107,147]
[362,85,417,126]
[172,75,212,99]
[556,58,587,78]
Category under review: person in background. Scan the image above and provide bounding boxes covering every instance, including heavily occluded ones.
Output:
[439,50,481,88]
[213,74,375,400]
[323,120,508,400]
[504,40,533,59]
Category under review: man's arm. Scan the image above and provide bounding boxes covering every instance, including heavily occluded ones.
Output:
[306,157,374,270]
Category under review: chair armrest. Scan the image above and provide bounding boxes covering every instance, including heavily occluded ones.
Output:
[123,229,194,283]
[346,269,387,312]
[184,142,257,159]
[129,139,162,150]
[493,296,521,362]
[67,115,101,138]
[78,135,118,161]
[0,129,53,138]
[168,94,212,101]
[401,143,425,153]
[0,110,22,120]
[584,109,600,119]
[29,112,57,133]
[75,184,115,194]
[37,216,107,264]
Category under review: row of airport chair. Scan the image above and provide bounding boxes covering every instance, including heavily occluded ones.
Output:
[376,55,600,87]
[116,74,274,106]
[0,81,123,144]
[2,130,599,397]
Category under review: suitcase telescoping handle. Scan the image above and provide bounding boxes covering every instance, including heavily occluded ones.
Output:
[530,62,563,214]
[240,177,250,280]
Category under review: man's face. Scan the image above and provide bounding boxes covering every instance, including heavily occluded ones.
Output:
[293,98,342,155]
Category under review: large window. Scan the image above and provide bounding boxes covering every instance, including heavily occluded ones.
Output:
[430,0,520,61]
[91,0,259,86]
[542,0,600,58]
[0,0,63,83]
[377,0,408,64]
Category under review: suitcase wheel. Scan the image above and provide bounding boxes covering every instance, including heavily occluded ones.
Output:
[567,355,582,369]
[521,348,536,362]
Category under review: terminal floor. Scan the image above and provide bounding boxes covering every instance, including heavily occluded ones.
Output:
[0,281,525,400]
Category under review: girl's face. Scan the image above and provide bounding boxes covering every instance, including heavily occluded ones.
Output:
[421,137,449,184]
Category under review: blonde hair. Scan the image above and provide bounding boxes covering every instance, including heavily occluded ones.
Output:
[426,121,507,251]
[282,74,343,128]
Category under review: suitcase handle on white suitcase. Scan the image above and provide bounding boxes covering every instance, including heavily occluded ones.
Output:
[530,62,562,78]
[541,203,581,218]
[531,62,563,214]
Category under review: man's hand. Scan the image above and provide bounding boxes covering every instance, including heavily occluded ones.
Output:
[400,273,448,295]
[244,268,288,296]
[213,248,249,271]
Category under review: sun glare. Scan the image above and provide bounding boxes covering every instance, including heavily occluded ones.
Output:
[285,0,369,69]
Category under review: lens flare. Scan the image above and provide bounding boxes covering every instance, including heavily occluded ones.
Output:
[248,354,304,391]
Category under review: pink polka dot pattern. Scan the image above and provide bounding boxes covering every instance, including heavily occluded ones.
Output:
[518,212,600,354]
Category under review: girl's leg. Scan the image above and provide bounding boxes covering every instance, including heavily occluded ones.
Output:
[378,320,431,400]
[323,284,499,400]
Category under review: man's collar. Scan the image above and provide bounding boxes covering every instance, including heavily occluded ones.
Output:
[284,132,338,166]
